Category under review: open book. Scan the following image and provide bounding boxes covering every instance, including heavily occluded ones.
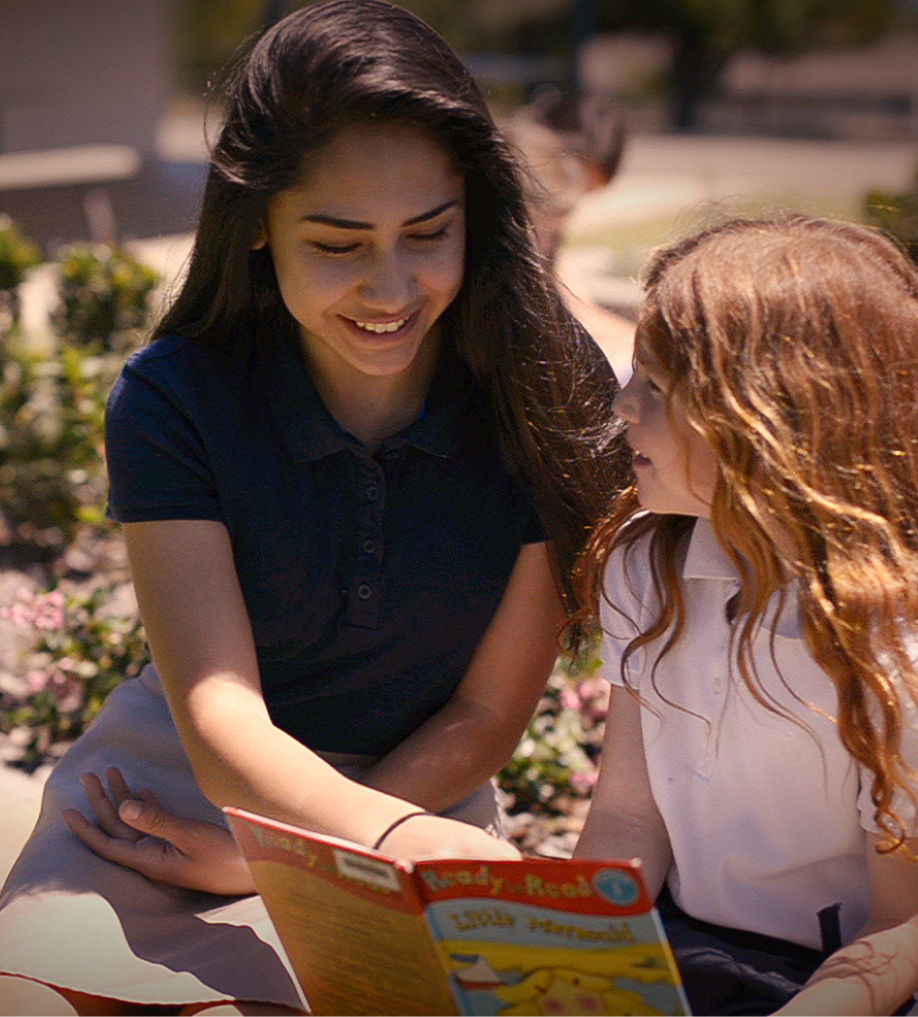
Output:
[225,807,689,1016]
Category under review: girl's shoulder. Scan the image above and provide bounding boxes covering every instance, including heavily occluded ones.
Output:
[122,333,245,380]
[113,333,256,408]
[127,332,194,364]
[601,514,657,603]
[600,515,702,614]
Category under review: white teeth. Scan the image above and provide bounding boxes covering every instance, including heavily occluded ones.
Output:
[353,318,407,333]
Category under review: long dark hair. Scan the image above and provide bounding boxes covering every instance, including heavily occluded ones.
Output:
[154,0,627,624]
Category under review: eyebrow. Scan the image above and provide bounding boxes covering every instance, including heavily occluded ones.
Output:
[301,200,460,230]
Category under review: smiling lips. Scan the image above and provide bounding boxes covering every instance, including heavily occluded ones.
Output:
[353,316,408,333]
[348,309,420,336]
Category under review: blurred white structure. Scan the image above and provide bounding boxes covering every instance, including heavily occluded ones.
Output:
[0,0,203,253]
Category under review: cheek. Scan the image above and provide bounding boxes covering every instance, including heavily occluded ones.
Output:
[273,253,353,316]
[688,434,719,498]
[426,237,466,299]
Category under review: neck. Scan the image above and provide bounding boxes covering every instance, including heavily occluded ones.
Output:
[307,337,440,453]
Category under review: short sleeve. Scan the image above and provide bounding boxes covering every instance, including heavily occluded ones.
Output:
[598,537,651,690]
[104,364,222,523]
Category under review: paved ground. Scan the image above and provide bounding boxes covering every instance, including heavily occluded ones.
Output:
[2,122,918,881]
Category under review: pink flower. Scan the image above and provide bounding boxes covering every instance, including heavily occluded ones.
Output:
[31,590,66,631]
[559,686,581,710]
[25,669,51,693]
[576,677,610,719]
[1,588,66,632]
[569,769,598,792]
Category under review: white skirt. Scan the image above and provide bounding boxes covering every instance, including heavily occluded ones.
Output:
[0,664,501,1008]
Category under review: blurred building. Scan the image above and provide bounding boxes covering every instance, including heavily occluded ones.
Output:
[0,0,205,253]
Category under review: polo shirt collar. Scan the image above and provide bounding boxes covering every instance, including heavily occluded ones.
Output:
[262,330,472,464]
[392,342,473,459]
[683,517,800,635]
[682,517,738,582]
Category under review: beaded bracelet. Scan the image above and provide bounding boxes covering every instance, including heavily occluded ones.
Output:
[372,810,431,851]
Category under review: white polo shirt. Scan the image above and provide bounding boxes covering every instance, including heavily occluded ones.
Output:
[600,518,918,950]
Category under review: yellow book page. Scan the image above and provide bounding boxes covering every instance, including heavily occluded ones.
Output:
[250,859,458,1016]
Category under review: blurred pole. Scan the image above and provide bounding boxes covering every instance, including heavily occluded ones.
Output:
[570,0,596,92]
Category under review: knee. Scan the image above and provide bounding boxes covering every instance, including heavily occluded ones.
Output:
[0,975,78,1016]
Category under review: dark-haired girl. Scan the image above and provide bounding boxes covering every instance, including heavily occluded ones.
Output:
[0,3,624,1012]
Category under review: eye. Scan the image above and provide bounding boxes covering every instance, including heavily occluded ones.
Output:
[408,225,450,243]
[311,241,360,255]
[634,359,665,394]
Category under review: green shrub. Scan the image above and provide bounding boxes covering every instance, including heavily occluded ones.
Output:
[0,241,158,545]
[53,243,160,351]
[1,585,148,768]
[0,337,117,544]
[0,215,40,326]
[0,214,40,293]
[864,169,918,265]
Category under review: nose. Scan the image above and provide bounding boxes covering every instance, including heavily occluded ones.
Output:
[612,376,638,423]
[359,249,415,311]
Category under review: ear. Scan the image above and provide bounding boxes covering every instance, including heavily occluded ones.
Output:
[252,222,268,250]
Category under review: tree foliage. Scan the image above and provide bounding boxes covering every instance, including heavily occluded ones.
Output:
[171,0,903,128]
[480,0,901,129]
[173,0,269,91]
[590,0,900,128]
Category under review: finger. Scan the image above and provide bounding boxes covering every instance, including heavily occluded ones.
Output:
[136,787,163,808]
[80,772,144,842]
[103,765,137,807]
[63,808,174,881]
[64,807,143,862]
[116,795,200,854]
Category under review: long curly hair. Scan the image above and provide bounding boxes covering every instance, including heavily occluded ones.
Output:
[578,214,918,850]
[153,0,627,623]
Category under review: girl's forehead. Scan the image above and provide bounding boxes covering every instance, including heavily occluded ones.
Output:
[280,125,461,210]
[293,123,459,184]
[272,125,464,226]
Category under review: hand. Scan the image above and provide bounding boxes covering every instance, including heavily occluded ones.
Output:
[379,811,522,862]
[62,766,256,896]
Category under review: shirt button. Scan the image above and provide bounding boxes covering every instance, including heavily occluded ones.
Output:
[365,484,381,501]
[362,538,376,554]
[357,583,373,600]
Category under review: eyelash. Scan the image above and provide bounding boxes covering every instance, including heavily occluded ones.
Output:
[311,225,451,256]
[633,361,664,394]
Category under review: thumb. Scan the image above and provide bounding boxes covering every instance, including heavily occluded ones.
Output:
[118,797,187,846]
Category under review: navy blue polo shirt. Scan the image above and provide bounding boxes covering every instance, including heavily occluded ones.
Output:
[104,329,542,755]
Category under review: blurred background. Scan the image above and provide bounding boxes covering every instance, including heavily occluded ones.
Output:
[1,0,917,272]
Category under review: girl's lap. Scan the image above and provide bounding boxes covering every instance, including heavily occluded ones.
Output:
[656,889,825,1016]
[0,668,305,1009]
[0,664,502,1009]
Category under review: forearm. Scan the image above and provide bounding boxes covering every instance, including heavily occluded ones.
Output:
[775,914,918,1016]
[573,685,672,899]
[361,694,528,813]
[574,806,672,901]
[178,679,423,847]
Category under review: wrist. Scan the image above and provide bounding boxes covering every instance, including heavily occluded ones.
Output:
[372,810,431,851]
